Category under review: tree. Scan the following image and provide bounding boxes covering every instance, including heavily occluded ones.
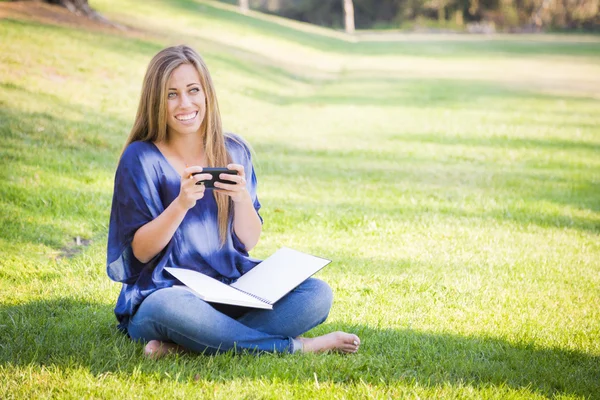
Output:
[31,0,116,25]
[43,0,97,19]
[343,0,355,33]
[239,0,250,14]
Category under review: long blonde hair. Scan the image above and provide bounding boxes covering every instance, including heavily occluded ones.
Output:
[123,45,232,246]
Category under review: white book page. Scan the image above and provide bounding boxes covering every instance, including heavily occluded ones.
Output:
[231,247,331,304]
[164,267,272,309]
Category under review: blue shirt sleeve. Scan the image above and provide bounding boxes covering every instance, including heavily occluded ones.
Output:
[106,142,164,283]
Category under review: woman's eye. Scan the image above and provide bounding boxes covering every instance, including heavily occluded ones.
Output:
[168,92,176,99]
[190,88,199,94]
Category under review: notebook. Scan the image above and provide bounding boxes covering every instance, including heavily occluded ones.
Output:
[164,247,331,309]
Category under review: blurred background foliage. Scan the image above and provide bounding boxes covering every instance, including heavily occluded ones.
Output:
[220,0,600,32]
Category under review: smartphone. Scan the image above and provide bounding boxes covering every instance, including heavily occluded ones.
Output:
[192,168,238,188]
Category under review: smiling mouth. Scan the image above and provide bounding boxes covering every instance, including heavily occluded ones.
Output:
[175,111,198,121]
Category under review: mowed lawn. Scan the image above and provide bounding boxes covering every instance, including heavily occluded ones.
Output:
[1,0,599,398]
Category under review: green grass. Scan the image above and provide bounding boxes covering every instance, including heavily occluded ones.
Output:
[1,0,599,398]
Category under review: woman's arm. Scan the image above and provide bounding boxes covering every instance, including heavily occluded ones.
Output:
[131,166,211,263]
[232,190,262,251]
[214,163,262,251]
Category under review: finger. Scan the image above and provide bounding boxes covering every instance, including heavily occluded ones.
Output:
[213,182,239,191]
[189,173,212,185]
[183,166,203,177]
[182,184,205,197]
[219,173,245,185]
[227,163,244,175]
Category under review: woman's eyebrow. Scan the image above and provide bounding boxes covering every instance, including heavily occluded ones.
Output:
[168,83,200,90]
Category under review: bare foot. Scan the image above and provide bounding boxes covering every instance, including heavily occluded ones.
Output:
[144,340,185,359]
[298,332,360,354]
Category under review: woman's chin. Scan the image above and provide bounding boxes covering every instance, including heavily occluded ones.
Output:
[168,123,202,137]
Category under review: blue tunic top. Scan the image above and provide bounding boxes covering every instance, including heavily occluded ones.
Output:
[106,135,262,331]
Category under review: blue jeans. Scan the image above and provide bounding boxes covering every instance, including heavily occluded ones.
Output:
[127,278,333,354]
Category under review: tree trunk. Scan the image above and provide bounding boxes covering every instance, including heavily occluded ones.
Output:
[531,0,554,29]
[38,0,123,28]
[45,0,96,18]
[266,0,281,12]
[239,0,249,14]
[469,0,479,15]
[343,0,355,34]
[438,0,446,23]
[454,10,464,25]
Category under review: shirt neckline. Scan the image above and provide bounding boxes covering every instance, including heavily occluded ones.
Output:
[148,141,197,180]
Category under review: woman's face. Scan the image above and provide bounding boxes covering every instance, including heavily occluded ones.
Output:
[165,63,207,139]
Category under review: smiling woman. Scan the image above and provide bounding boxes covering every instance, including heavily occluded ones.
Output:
[165,65,207,136]
[105,45,360,358]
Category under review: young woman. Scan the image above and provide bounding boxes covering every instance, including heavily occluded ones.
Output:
[106,45,360,358]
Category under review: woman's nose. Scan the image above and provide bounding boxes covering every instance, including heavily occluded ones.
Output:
[180,93,192,107]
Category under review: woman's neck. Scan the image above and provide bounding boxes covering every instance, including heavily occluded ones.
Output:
[160,133,206,167]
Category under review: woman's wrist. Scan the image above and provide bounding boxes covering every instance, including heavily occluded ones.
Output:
[232,188,252,204]
[175,192,196,211]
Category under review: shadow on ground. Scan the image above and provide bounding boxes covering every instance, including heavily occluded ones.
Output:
[253,139,600,234]
[0,298,598,397]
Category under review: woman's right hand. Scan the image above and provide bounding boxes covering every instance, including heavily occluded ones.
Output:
[132,166,210,264]
[176,166,212,210]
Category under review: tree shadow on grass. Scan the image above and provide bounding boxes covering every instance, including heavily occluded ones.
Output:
[0,88,122,252]
[385,131,600,154]
[1,298,598,398]
[252,139,600,234]
[246,75,600,108]
[1,18,164,60]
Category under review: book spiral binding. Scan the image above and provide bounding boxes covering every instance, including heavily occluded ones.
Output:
[237,288,272,305]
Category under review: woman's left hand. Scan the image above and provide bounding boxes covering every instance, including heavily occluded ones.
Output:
[214,163,250,203]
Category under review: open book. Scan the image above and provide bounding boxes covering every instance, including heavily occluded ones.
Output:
[164,247,331,309]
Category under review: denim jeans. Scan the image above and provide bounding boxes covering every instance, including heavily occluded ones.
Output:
[127,278,333,354]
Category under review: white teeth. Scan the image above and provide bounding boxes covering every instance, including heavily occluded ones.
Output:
[176,111,197,121]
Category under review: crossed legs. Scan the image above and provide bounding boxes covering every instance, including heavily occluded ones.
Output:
[127,278,360,357]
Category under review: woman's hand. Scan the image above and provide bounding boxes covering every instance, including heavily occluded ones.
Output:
[176,166,212,210]
[214,163,250,203]
[133,166,210,264]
